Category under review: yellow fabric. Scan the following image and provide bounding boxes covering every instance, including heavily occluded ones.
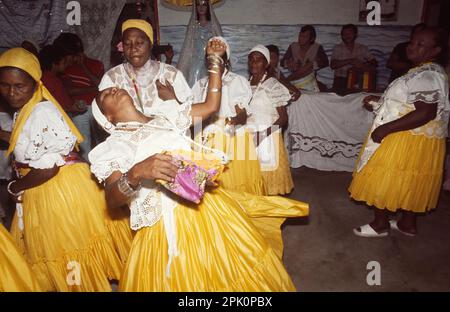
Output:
[261,132,294,195]
[122,19,154,44]
[10,163,132,291]
[0,48,83,156]
[349,131,446,213]
[119,188,308,291]
[0,224,41,292]
[204,130,268,195]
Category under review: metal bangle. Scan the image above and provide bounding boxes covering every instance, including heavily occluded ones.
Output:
[208,88,221,93]
[7,180,24,197]
[117,173,140,197]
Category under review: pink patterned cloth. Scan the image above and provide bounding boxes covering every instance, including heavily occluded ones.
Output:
[157,154,222,204]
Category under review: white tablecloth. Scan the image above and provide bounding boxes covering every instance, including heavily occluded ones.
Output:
[285,91,375,172]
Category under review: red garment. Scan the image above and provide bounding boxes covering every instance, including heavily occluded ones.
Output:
[41,71,73,111]
[64,57,104,105]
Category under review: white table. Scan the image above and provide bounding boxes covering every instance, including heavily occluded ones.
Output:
[285,91,376,172]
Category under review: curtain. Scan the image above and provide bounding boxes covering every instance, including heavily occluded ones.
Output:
[68,0,126,69]
[0,0,68,51]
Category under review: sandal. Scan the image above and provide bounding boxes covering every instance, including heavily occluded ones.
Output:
[389,220,416,237]
[353,224,389,238]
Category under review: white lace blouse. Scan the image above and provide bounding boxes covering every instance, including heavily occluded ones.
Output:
[13,101,77,169]
[247,77,291,130]
[96,59,193,116]
[357,63,450,172]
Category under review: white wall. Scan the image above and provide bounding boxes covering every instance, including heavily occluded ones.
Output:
[159,0,423,26]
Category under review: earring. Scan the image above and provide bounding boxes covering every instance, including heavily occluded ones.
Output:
[104,121,113,130]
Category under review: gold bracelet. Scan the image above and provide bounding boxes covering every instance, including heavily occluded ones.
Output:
[208,88,221,93]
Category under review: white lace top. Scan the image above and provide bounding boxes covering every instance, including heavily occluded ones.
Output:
[89,102,199,276]
[96,59,193,116]
[247,77,291,130]
[357,63,450,172]
[13,101,77,169]
[192,71,252,119]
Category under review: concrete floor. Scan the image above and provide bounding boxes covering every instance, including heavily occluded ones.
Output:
[1,167,449,292]
[284,167,450,292]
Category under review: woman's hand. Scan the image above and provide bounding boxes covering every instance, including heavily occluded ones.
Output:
[156,79,178,102]
[128,153,179,184]
[206,39,227,58]
[371,124,391,143]
[363,95,381,112]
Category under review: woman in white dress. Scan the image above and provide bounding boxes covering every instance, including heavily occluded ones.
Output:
[192,36,267,195]
[89,40,309,291]
[247,45,295,195]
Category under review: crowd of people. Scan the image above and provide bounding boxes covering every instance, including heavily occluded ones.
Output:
[0,0,449,292]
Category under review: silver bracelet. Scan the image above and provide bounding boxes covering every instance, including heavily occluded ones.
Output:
[117,173,140,197]
[208,87,221,93]
[7,180,24,197]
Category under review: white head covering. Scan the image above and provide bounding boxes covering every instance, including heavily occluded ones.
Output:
[92,97,115,133]
[208,36,230,61]
[249,44,271,64]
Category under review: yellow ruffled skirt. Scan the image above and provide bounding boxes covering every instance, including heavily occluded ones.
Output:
[119,188,309,292]
[10,163,132,291]
[0,224,41,292]
[204,130,267,195]
[349,131,446,213]
[260,132,294,195]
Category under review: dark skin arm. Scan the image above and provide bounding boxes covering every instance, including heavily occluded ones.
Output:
[280,45,293,68]
[254,106,288,147]
[330,57,357,70]
[9,166,60,203]
[227,105,247,126]
[316,46,329,70]
[104,153,178,210]
[0,129,10,142]
[286,60,314,81]
[371,101,437,143]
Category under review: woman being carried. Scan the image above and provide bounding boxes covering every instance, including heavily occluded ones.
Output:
[89,40,309,291]
[192,36,267,195]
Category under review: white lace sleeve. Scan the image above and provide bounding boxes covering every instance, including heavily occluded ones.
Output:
[266,78,291,107]
[20,102,76,169]
[89,137,135,183]
[229,75,252,111]
[407,70,444,104]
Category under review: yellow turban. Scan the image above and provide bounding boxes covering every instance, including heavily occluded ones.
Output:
[0,48,83,156]
[122,19,154,44]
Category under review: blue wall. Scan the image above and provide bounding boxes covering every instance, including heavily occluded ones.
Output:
[161,24,411,89]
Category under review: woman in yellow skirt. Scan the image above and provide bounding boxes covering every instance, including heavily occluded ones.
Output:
[0,48,132,291]
[247,45,294,195]
[192,36,267,195]
[350,27,449,237]
[0,224,40,292]
[90,39,309,291]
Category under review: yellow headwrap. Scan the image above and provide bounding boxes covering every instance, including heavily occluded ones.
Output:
[122,19,154,44]
[0,48,83,156]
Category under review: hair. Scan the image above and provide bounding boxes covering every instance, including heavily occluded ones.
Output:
[38,44,70,71]
[53,32,84,54]
[0,66,37,87]
[341,24,358,35]
[425,26,449,67]
[196,0,211,22]
[266,44,280,56]
[300,25,317,43]
[411,23,427,35]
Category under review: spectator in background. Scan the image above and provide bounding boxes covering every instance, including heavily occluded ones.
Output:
[20,39,39,57]
[266,44,301,101]
[281,25,329,92]
[54,33,104,161]
[39,44,86,115]
[330,24,377,95]
[387,23,426,83]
